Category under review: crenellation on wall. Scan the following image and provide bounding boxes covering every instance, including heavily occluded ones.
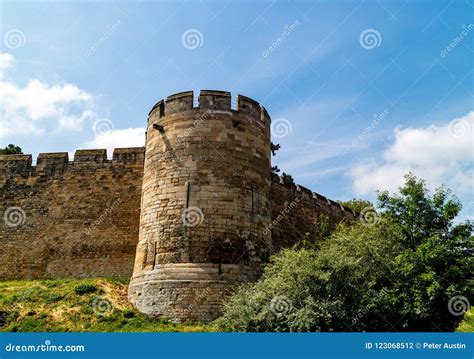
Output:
[0,149,146,181]
[74,149,107,163]
[112,147,145,163]
[0,154,32,177]
[36,153,69,176]
[269,173,357,250]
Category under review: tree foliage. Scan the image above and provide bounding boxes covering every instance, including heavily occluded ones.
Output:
[0,144,22,155]
[214,174,473,332]
[337,198,373,213]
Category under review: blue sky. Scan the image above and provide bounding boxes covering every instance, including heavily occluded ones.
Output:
[1,0,473,219]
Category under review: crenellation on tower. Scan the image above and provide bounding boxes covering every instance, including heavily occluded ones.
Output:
[198,90,231,111]
[165,91,194,115]
[147,91,271,132]
[148,99,164,118]
[236,94,261,119]
[261,106,271,124]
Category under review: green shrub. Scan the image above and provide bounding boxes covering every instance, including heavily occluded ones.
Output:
[74,283,97,295]
[122,309,135,318]
[41,280,58,288]
[215,174,473,332]
[45,293,64,303]
[214,220,403,332]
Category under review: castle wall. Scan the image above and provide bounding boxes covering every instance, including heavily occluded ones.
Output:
[0,149,356,282]
[0,148,144,280]
[269,174,357,252]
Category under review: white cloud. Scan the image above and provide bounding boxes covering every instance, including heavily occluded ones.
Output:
[0,52,94,136]
[349,111,474,195]
[0,53,15,79]
[0,53,144,158]
[84,128,145,156]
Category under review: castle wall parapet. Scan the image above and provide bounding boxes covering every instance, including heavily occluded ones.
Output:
[0,147,145,179]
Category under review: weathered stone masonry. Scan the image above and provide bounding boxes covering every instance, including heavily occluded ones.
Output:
[0,148,144,280]
[0,90,356,322]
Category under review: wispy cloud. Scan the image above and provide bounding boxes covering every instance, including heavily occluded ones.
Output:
[348,111,474,196]
[0,53,95,136]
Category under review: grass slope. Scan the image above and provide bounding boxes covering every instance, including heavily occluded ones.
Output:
[0,279,471,332]
[0,278,212,332]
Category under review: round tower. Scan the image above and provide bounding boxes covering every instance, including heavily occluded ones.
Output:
[128,90,272,322]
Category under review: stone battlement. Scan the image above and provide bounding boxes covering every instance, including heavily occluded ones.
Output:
[271,173,358,217]
[148,90,271,125]
[0,147,145,178]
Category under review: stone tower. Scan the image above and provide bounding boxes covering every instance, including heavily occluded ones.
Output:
[128,90,272,322]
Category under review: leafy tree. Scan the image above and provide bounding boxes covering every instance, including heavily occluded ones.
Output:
[301,215,333,250]
[337,198,373,213]
[214,174,473,332]
[0,144,22,155]
[378,173,462,249]
[377,173,473,331]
